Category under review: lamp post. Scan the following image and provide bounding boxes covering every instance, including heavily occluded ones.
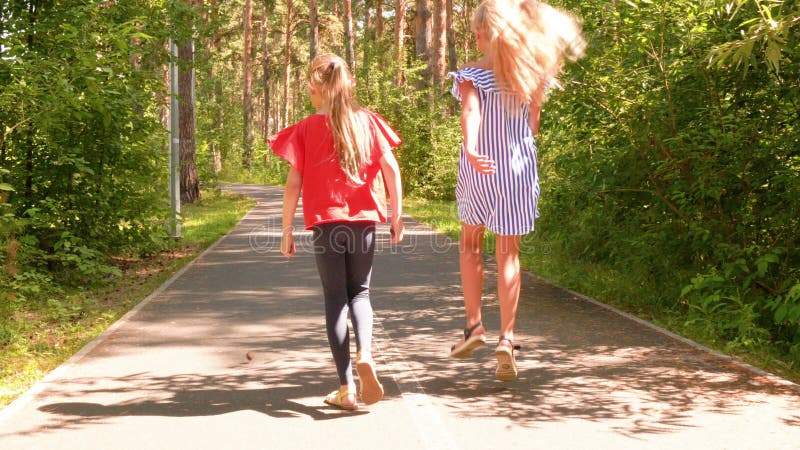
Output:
[168,37,181,238]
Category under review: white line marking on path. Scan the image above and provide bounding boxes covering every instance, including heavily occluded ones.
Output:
[373,319,461,450]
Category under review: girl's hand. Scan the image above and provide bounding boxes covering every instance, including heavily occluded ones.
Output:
[390,217,405,244]
[466,151,496,175]
[281,228,296,258]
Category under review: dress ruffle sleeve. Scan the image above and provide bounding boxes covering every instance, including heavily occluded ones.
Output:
[447,68,498,101]
[366,110,401,162]
[267,121,305,173]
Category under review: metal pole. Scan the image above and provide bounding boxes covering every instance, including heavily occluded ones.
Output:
[168,38,182,238]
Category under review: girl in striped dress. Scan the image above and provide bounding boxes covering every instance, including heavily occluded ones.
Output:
[447,0,585,381]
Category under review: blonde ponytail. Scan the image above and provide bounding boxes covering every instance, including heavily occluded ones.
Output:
[308,54,371,185]
[473,0,586,106]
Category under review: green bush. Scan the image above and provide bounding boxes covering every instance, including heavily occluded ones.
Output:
[537,0,800,360]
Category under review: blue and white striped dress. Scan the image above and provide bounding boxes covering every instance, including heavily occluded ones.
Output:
[448,67,540,236]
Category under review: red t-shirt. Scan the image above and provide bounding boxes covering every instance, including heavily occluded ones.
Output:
[267,110,401,229]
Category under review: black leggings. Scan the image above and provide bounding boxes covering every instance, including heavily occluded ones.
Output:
[313,222,376,386]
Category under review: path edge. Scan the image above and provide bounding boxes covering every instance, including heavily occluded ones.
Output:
[525,271,800,393]
[0,200,262,425]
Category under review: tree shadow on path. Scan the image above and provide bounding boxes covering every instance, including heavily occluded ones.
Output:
[371,233,800,439]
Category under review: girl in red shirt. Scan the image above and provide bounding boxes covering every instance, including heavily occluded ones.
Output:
[268,53,404,410]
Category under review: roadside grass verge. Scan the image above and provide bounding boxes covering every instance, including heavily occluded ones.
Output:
[404,197,800,385]
[0,189,254,408]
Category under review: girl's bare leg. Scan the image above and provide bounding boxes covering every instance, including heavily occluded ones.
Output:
[495,234,521,342]
[459,222,486,334]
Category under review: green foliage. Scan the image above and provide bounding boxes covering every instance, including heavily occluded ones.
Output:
[5,0,791,378]
[709,0,800,75]
[10,271,60,301]
[537,0,800,362]
[0,169,18,247]
[0,2,180,331]
[216,142,291,187]
[680,256,773,351]
[2,1,172,253]
[356,42,461,200]
[1,189,253,408]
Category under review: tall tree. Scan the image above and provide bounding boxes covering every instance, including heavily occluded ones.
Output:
[462,1,473,63]
[363,0,374,93]
[376,0,384,39]
[415,0,432,90]
[415,0,432,62]
[0,2,6,171]
[432,0,446,90]
[242,0,254,169]
[282,0,295,129]
[394,0,407,84]
[23,1,37,206]
[309,0,319,61]
[445,0,457,73]
[205,0,223,173]
[178,37,200,203]
[344,0,355,71]
[262,0,274,137]
[364,0,373,31]
[178,1,200,203]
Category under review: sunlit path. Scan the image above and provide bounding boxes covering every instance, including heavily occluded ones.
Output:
[0,184,797,449]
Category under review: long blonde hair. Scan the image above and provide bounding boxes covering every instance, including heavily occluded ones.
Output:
[307,54,371,185]
[472,0,586,106]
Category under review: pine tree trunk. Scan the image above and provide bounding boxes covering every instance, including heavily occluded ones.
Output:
[394,0,407,85]
[344,0,355,72]
[433,0,446,91]
[415,0,432,92]
[242,0,254,169]
[463,1,472,63]
[178,40,200,203]
[272,84,279,134]
[363,0,373,95]
[0,7,4,171]
[294,67,302,121]
[376,0,384,39]
[262,1,272,137]
[309,0,318,62]
[364,0,373,32]
[207,0,223,173]
[282,0,293,129]
[24,2,36,205]
[415,0,432,63]
[446,0,457,72]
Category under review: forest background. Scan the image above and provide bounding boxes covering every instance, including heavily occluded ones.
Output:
[1,0,799,402]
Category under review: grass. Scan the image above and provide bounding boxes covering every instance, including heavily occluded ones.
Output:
[404,196,800,385]
[0,188,255,408]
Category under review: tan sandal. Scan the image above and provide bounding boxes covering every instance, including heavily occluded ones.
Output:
[324,389,358,410]
[449,322,487,358]
[495,336,521,381]
[356,351,384,405]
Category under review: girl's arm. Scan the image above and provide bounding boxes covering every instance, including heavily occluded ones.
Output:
[528,102,541,135]
[460,80,496,175]
[281,167,302,258]
[379,151,404,243]
[528,82,545,135]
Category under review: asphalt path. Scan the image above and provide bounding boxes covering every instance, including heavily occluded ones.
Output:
[1,183,799,449]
